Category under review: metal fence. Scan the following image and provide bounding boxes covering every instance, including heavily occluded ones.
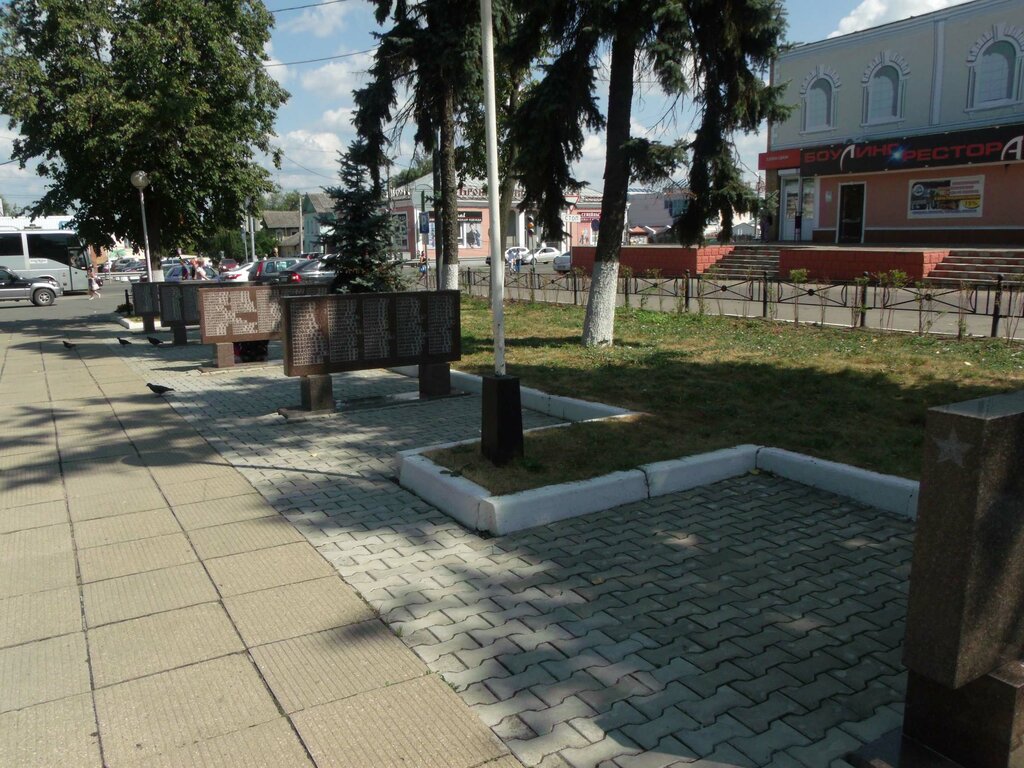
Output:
[456,268,1024,340]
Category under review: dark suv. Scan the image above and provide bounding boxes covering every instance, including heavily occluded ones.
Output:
[0,267,63,306]
[249,258,302,284]
[274,258,336,285]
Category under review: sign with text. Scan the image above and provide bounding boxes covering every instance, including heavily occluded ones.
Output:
[908,176,984,218]
[281,290,461,377]
[198,284,330,344]
[800,122,1024,176]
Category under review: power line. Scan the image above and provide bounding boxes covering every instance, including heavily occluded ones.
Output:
[263,46,377,68]
[277,151,338,180]
[268,0,348,14]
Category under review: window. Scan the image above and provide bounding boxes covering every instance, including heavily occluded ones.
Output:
[967,28,1024,110]
[977,41,1014,103]
[26,232,75,262]
[800,67,840,132]
[867,66,900,122]
[0,234,23,257]
[805,79,833,130]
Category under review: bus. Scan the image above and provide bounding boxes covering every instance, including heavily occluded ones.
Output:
[0,216,90,292]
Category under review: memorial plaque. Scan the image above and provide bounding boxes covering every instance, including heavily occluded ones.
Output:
[158,282,207,326]
[131,283,161,317]
[282,290,461,377]
[199,284,330,344]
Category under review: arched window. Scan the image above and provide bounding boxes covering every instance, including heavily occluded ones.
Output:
[977,41,1015,103]
[805,79,833,130]
[867,66,900,121]
[967,27,1024,110]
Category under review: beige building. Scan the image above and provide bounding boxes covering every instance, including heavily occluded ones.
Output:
[760,0,1024,245]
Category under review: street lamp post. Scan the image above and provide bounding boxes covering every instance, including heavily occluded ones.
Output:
[130,171,155,282]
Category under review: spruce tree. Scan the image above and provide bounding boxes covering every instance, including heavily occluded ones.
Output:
[321,142,404,294]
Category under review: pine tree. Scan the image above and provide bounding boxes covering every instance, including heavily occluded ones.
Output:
[321,143,404,294]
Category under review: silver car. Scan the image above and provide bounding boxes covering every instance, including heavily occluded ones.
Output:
[0,266,63,306]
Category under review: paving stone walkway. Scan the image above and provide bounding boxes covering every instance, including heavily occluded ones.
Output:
[111,332,915,768]
[2,316,917,768]
[0,325,515,768]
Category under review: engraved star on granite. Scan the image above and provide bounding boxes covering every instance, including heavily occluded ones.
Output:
[934,427,972,468]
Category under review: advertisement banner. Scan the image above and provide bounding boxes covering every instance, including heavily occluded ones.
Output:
[800,122,1024,176]
[908,177,984,218]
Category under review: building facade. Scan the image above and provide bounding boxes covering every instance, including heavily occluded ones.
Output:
[759,0,1024,245]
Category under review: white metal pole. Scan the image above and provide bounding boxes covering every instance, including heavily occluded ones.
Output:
[479,0,505,376]
[138,188,153,283]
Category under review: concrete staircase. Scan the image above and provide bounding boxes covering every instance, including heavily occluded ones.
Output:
[927,250,1024,285]
[706,245,782,279]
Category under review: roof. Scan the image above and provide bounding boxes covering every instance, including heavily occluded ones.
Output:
[304,193,334,214]
[262,210,300,230]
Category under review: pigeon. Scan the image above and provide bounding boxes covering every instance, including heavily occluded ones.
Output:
[62,340,76,349]
[117,337,132,346]
[147,336,165,347]
[147,383,174,395]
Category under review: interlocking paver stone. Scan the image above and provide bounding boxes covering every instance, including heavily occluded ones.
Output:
[85,332,921,767]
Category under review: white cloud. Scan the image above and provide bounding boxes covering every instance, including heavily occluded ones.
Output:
[280,2,356,40]
[829,0,974,38]
[572,132,607,192]
[321,107,355,132]
[299,52,376,100]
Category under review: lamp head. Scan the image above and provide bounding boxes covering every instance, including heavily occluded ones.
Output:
[130,171,150,190]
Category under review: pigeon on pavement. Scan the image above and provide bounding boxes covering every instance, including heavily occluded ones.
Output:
[62,340,76,349]
[118,337,132,346]
[146,383,174,395]
[147,336,165,347]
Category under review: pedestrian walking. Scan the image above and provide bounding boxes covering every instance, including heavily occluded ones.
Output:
[87,268,102,300]
[194,259,208,280]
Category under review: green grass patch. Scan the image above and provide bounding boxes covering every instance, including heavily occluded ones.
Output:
[427,296,1024,493]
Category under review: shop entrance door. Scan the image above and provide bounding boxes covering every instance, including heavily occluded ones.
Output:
[837,184,865,244]
[781,179,800,241]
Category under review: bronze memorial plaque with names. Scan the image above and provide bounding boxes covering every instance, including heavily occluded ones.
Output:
[198,284,329,344]
[282,290,461,377]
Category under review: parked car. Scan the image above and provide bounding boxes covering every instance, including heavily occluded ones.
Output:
[553,251,571,273]
[219,263,254,282]
[274,258,335,285]
[529,246,561,264]
[0,267,62,306]
[218,258,239,274]
[162,264,188,282]
[249,258,302,284]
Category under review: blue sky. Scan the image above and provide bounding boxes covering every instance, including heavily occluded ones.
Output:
[0,0,973,211]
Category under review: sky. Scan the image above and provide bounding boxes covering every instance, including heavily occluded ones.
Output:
[0,0,975,213]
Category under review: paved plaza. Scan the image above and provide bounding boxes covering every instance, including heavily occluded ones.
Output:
[0,296,916,767]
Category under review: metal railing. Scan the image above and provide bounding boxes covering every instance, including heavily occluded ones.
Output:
[455,268,1024,340]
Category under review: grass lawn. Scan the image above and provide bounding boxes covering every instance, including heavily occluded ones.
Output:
[428,296,1024,495]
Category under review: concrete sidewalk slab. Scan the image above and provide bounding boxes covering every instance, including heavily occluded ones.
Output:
[82,562,219,627]
[0,693,101,768]
[292,675,508,768]
[204,542,335,597]
[0,633,91,714]
[76,532,197,582]
[87,603,243,687]
[0,499,67,534]
[0,586,81,649]
[251,623,427,712]
[73,507,180,548]
[222,576,374,646]
[93,654,279,766]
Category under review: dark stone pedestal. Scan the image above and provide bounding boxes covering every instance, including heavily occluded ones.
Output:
[848,662,1024,768]
[481,375,523,466]
[214,343,235,368]
[419,363,451,398]
[142,316,156,333]
[299,374,335,412]
[171,323,188,346]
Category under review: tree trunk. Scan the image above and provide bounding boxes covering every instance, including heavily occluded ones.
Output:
[581,26,638,347]
[438,84,460,290]
[498,84,522,248]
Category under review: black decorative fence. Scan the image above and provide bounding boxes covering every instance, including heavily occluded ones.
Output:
[456,268,1024,340]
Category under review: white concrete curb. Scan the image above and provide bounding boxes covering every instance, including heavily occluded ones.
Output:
[642,445,760,498]
[480,471,649,535]
[398,441,920,535]
[755,447,919,519]
[116,317,166,331]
